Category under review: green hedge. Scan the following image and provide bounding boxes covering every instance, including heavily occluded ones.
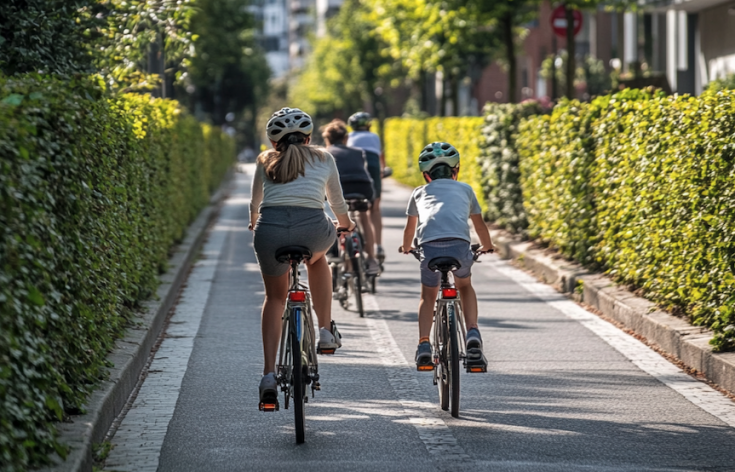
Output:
[517,88,735,351]
[478,102,544,234]
[383,117,486,212]
[0,74,234,470]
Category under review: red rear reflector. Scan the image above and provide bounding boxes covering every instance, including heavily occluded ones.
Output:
[442,288,458,298]
[289,291,306,302]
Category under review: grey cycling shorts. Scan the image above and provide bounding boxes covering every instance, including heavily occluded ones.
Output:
[419,238,474,287]
[253,206,336,277]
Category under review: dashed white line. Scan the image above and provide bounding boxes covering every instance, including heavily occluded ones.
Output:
[362,293,471,463]
[486,259,735,428]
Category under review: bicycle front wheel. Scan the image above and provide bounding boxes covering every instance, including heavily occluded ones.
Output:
[291,308,306,444]
[448,303,460,418]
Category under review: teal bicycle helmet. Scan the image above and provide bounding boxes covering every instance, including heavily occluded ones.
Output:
[418,142,460,173]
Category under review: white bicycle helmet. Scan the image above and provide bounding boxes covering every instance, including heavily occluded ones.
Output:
[418,142,460,173]
[266,107,313,142]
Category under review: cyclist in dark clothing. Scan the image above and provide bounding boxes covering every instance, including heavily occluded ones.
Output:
[321,119,379,275]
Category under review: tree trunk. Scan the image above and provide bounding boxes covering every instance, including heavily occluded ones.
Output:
[551,34,558,100]
[565,4,576,99]
[440,73,447,116]
[451,73,460,116]
[502,12,516,103]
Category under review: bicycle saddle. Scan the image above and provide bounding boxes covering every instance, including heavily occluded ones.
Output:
[275,246,312,263]
[343,193,370,212]
[428,257,461,273]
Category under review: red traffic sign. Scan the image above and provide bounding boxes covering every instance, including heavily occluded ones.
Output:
[551,5,583,38]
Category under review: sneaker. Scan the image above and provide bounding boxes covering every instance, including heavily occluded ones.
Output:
[259,372,278,407]
[318,321,342,351]
[415,341,432,366]
[376,245,385,263]
[466,328,483,360]
[365,257,380,275]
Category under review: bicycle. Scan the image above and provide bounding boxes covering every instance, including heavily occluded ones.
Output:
[259,245,329,444]
[331,194,377,318]
[407,243,489,418]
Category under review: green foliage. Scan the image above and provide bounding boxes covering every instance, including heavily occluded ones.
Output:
[0,74,233,470]
[0,0,95,75]
[290,0,398,119]
[383,117,486,212]
[707,73,735,93]
[183,0,270,129]
[517,88,735,351]
[479,101,543,234]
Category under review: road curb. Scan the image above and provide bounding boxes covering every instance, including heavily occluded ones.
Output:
[490,229,735,396]
[42,170,235,472]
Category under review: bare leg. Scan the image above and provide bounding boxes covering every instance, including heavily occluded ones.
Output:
[455,275,478,329]
[418,284,440,339]
[305,250,331,329]
[261,272,289,375]
[358,211,376,260]
[369,198,383,246]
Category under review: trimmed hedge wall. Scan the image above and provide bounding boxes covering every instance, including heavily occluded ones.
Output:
[0,74,234,470]
[383,117,486,212]
[478,102,544,235]
[518,89,735,351]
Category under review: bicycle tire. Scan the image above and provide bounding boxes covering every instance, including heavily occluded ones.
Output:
[291,308,306,444]
[448,303,460,418]
[438,306,450,411]
[351,256,364,317]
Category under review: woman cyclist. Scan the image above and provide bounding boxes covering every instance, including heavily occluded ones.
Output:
[321,119,380,275]
[249,107,355,404]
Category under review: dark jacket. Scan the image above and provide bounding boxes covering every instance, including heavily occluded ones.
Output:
[327,144,375,201]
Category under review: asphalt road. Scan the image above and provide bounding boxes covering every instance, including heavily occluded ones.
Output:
[104,165,735,472]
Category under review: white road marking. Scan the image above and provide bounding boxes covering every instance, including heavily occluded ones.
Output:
[362,293,471,462]
[105,209,231,471]
[486,259,735,428]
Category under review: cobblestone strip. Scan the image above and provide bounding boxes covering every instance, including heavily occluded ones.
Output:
[362,294,472,463]
[487,259,735,428]
[104,223,229,471]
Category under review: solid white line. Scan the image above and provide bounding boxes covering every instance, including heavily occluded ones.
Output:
[362,293,471,462]
[105,201,233,471]
[486,259,735,428]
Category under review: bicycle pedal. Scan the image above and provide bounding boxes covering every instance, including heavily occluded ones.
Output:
[466,354,488,373]
[317,347,336,355]
[259,402,279,412]
[416,364,435,372]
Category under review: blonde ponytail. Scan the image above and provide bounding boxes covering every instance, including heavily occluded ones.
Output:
[257,134,326,184]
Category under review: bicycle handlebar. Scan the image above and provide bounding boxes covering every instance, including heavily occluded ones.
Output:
[400,244,493,262]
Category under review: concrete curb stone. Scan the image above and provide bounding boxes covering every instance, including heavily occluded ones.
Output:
[40,170,235,472]
[490,229,735,396]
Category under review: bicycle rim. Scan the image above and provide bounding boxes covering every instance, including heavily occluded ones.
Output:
[351,256,364,317]
[291,309,306,444]
[438,306,450,411]
[448,304,460,418]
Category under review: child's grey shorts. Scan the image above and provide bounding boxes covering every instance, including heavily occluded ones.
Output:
[419,238,474,287]
[253,206,336,277]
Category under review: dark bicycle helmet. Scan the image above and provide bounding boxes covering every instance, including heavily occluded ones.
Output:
[348,111,372,129]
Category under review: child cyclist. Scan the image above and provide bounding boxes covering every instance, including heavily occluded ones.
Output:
[399,142,497,367]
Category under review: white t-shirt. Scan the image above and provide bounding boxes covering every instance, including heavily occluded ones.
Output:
[406,179,482,245]
[347,130,381,157]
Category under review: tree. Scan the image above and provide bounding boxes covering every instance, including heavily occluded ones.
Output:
[289,0,399,120]
[181,0,270,145]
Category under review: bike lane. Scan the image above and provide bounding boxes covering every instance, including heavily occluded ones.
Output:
[104,167,735,471]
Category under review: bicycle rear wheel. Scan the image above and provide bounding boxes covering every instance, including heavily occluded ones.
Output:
[344,236,364,317]
[448,303,460,418]
[291,307,306,444]
[438,306,450,411]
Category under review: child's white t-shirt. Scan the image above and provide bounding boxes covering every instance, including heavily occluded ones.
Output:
[406,179,482,245]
